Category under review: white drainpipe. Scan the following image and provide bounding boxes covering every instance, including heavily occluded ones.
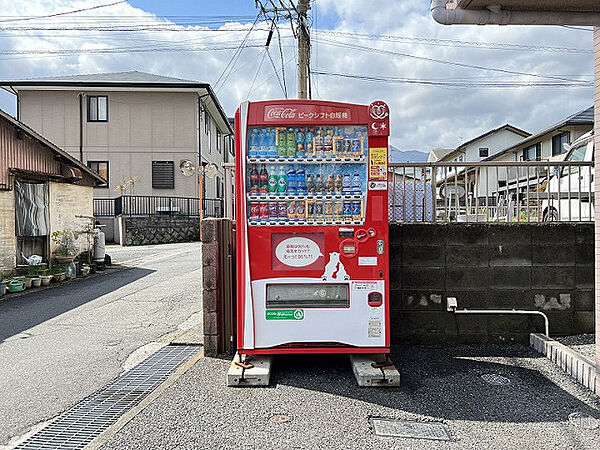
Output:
[430,0,600,26]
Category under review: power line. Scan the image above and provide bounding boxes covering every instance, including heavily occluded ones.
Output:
[314,37,590,83]
[0,1,126,23]
[247,47,268,97]
[312,70,593,88]
[313,29,592,54]
[266,47,287,97]
[214,13,263,92]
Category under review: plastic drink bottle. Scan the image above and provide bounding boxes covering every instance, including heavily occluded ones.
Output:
[259,128,268,158]
[286,128,296,157]
[334,174,343,193]
[259,164,268,193]
[249,129,258,157]
[352,173,361,193]
[343,173,351,193]
[296,166,306,193]
[296,128,305,158]
[315,128,323,157]
[249,164,259,193]
[277,167,287,193]
[277,128,287,157]
[315,174,324,193]
[287,165,296,194]
[306,174,315,193]
[268,166,278,193]
[304,128,314,156]
[267,128,277,158]
[324,128,333,157]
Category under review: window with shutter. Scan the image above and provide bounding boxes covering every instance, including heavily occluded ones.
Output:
[152,161,175,189]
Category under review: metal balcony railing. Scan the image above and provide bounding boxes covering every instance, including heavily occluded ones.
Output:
[389,161,595,223]
[93,195,224,218]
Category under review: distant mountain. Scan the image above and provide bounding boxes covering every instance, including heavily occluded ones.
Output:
[389,146,428,163]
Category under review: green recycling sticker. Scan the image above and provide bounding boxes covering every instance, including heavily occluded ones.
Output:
[266,309,304,321]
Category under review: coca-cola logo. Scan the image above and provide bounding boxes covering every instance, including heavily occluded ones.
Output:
[369,101,388,120]
[265,107,297,120]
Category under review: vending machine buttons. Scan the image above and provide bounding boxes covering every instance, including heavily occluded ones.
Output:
[367,292,383,307]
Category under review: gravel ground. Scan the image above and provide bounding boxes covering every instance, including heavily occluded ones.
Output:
[102,344,600,450]
[556,334,596,361]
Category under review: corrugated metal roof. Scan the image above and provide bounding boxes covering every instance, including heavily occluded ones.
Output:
[0,108,105,185]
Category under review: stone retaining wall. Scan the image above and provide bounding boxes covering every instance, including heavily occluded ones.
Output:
[123,216,199,246]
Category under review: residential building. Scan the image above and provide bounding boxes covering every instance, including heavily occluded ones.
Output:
[0,108,104,273]
[0,71,234,211]
[433,123,530,183]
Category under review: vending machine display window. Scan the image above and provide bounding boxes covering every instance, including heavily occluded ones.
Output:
[246,125,368,226]
[266,283,350,309]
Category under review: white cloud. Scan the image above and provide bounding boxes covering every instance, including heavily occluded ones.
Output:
[0,0,593,153]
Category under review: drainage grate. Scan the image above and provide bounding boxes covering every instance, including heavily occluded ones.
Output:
[15,345,200,450]
[371,418,452,441]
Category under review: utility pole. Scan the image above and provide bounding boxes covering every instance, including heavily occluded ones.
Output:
[296,0,310,99]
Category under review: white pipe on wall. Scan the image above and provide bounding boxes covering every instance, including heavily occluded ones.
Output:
[430,0,600,26]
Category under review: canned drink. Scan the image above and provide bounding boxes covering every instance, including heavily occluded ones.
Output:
[268,201,278,218]
[278,201,288,218]
[307,200,315,217]
[296,201,306,219]
[314,200,324,217]
[351,138,361,153]
[352,200,361,217]
[259,202,269,219]
[334,201,343,217]
[324,201,333,217]
[342,201,352,216]
[250,202,260,219]
[287,201,297,220]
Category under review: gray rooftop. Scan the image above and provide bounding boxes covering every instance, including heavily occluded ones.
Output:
[484,106,594,161]
[5,71,203,85]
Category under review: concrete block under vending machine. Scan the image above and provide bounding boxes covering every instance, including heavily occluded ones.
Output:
[227,352,273,387]
[349,354,400,387]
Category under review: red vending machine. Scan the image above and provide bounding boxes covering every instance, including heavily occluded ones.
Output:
[235,99,390,355]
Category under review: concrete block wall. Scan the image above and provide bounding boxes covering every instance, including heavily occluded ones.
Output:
[0,190,16,273]
[390,223,594,344]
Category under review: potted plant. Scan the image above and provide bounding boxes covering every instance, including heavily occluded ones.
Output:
[51,230,78,264]
[49,264,66,282]
[40,273,53,286]
[26,265,42,288]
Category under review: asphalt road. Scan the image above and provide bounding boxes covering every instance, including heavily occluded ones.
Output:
[103,344,600,450]
[0,242,202,447]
